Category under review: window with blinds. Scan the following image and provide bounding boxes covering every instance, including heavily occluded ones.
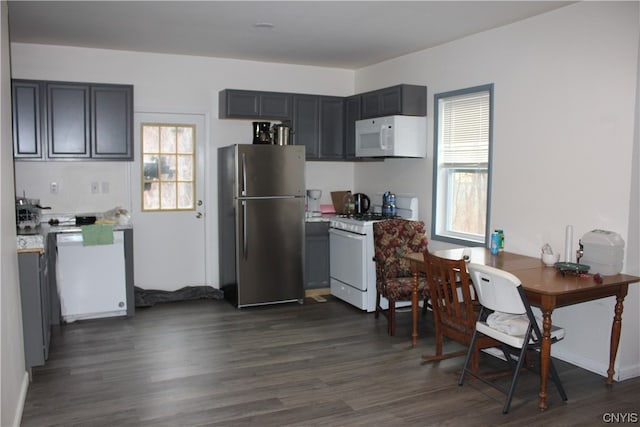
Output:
[432,84,493,245]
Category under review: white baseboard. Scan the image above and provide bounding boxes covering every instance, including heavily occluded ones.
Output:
[12,371,29,427]
[553,348,640,381]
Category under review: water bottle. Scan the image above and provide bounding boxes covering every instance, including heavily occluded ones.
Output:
[490,232,500,255]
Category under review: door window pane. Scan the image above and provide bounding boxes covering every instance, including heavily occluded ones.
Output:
[141,124,195,211]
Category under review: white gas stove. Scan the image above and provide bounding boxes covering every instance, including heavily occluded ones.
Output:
[329,195,418,312]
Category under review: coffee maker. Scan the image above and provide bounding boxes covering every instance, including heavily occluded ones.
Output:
[306,189,322,217]
[253,122,272,144]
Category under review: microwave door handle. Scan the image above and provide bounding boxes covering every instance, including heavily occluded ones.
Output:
[381,125,392,150]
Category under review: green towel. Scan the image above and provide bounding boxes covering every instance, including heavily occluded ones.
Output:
[81,224,114,246]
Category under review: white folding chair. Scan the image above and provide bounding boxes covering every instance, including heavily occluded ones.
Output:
[459,263,568,414]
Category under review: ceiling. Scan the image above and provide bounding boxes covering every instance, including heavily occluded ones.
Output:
[7,1,573,70]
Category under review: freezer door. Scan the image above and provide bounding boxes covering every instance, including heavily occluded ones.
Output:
[236,197,304,306]
[237,144,305,197]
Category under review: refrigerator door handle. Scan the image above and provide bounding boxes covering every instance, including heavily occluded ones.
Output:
[241,152,247,196]
[242,200,248,259]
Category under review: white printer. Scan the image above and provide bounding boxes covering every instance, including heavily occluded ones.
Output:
[579,230,625,276]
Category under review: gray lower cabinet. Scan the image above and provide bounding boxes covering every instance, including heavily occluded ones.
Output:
[18,251,51,370]
[305,222,330,290]
[12,79,134,161]
[219,89,292,120]
[293,95,344,160]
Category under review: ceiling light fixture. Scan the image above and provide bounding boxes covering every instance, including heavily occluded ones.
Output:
[253,22,275,29]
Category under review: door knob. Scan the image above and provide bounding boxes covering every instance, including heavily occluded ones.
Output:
[197,200,203,206]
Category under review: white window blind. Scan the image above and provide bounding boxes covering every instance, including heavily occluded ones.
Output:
[440,92,490,165]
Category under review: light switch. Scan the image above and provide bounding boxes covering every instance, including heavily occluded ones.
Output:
[91,182,100,194]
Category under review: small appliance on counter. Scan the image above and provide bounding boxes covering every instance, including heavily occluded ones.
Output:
[306,189,322,217]
[578,230,625,275]
[16,194,50,230]
[353,193,370,214]
[272,122,292,146]
[252,121,272,144]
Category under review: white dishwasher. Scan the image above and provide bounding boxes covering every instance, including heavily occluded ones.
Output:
[56,230,127,322]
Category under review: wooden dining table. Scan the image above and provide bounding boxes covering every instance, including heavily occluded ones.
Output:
[405,247,640,411]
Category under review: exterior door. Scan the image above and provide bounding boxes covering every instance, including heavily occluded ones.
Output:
[131,112,206,291]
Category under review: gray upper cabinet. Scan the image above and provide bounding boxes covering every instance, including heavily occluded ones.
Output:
[91,85,133,159]
[360,84,427,119]
[12,80,44,159]
[47,82,91,158]
[12,79,134,161]
[292,95,344,160]
[343,95,361,160]
[219,89,292,120]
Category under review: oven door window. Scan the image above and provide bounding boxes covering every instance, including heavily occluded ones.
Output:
[329,229,368,291]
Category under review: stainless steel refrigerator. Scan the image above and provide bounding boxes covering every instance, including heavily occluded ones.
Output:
[218,144,306,307]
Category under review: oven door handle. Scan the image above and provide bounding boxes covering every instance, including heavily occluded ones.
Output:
[329,228,366,239]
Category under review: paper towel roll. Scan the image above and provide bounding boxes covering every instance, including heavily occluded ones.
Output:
[564,225,573,263]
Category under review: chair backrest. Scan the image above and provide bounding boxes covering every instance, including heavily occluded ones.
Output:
[423,251,478,333]
[373,219,427,279]
[467,263,526,315]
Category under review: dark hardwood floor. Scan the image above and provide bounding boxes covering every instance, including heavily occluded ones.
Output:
[21,296,639,426]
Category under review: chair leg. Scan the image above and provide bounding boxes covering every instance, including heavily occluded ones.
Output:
[502,342,529,414]
[388,302,396,335]
[374,291,381,319]
[548,359,568,401]
[459,329,479,385]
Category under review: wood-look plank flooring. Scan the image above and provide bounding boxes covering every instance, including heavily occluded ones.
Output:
[21,296,639,426]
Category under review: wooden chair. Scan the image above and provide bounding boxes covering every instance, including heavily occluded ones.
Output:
[421,251,500,372]
[373,219,429,336]
[461,263,567,413]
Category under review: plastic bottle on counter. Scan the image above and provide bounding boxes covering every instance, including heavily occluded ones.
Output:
[495,229,504,251]
[490,232,500,255]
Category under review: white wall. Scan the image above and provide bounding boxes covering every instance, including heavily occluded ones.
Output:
[11,44,356,291]
[1,3,28,426]
[355,1,640,380]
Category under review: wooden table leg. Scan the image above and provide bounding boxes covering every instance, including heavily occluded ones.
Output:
[538,300,554,411]
[411,267,419,347]
[607,285,629,384]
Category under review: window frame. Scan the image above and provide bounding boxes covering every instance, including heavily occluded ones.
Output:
[431,84,494,247]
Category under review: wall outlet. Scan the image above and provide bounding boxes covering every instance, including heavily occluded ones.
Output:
[101,181,110,194]
[91,182,100,194]
[50,182,58,194]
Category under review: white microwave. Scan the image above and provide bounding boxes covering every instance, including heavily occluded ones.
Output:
[355,115,426,158]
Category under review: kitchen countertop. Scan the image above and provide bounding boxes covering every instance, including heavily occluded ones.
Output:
[306,214,334,222]
[16,221,132,253]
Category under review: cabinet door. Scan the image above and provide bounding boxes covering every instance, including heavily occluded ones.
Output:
[18,253,47,369]
[259,92,291,119]
[219,90,291,119]
[12,80,44,159]
[292,95,320,159]
[378,86,403,116]
[220,90,260,118]
[46,83,91,158]
[91,85,133,159]
[361,91,380,119]
[318,96,344,160]
[305,222,330,289]
[344,95,360,160]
